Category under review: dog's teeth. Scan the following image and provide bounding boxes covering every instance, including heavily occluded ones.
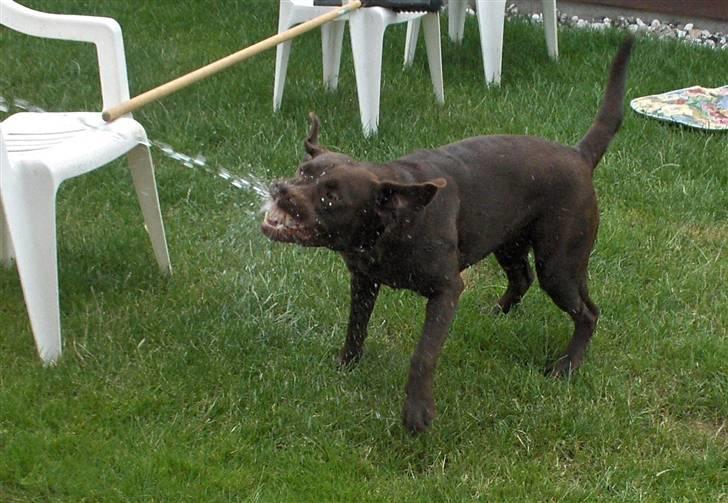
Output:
[263,204,299,230]
[260,199,274,214]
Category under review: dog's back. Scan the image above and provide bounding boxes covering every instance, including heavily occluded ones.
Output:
[392,36,635,266]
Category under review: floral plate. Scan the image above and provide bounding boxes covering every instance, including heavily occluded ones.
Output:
[630,85,728,131]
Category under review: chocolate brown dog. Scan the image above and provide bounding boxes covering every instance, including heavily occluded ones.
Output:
[262,37,634,433]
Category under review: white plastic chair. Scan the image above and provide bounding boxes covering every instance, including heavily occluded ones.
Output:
[0,0,171,364]
[274,0,444,136]
[406,0,558,85]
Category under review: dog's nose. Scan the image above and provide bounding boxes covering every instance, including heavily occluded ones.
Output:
[270,182,289,198]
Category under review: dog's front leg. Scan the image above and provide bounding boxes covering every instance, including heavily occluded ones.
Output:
[338,272,380,367]
[403,277,464,433]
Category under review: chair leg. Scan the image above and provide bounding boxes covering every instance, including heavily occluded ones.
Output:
[421,12,444,104]
[448,0,467,43]
[403,19,421,67]
[476,0,506,85]
[542,0,559,60]
[321,20,346,90]
[0,201,14,267]
[273,40,293,112]
[273,0,295,112]
[127,144,172,275]
[2,169,62,364]
[349,10,386,137]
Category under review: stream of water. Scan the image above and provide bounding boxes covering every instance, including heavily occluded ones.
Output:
[0,95,272,208]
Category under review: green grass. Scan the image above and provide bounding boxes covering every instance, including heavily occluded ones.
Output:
[2,1,727,500]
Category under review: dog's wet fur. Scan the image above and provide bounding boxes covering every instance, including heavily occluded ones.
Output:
[262,37,634,433]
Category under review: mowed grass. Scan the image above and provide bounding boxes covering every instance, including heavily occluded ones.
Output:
[1,1,727,500]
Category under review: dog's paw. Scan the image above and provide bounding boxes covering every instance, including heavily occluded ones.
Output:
[494,297,524,315]
[336,347,363,369]
[546,355,579,379]
[402,395,436,434]
[489,303,506,316]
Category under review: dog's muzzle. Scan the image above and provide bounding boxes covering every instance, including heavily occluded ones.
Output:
[260,184,317,245]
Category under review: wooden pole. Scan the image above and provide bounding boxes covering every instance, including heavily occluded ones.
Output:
[102,0,362,122]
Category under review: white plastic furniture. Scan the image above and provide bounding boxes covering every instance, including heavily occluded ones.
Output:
[406,0,558,85]
[274,0,444,136]
[0,0,171,364]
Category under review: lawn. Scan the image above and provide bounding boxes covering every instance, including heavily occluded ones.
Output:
[1,1,727,500]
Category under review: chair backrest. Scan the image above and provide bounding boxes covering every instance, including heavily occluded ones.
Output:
[0,0,131,109]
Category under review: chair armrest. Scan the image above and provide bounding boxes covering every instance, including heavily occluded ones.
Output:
[1,0,131,109]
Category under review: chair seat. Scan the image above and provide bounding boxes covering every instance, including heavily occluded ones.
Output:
[3,112,147,180]
[306,0,426,24]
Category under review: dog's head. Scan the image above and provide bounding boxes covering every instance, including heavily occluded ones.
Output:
[261,114,446,251]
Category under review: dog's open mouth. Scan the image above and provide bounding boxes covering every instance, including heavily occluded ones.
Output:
[261,203,314,244]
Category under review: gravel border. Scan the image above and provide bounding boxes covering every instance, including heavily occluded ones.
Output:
[504,3,728,50]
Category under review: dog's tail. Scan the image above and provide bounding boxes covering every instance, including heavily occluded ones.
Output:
[577,36,634,170]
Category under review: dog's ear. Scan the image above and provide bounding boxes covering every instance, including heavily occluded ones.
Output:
[304,112,326,159]
[376,178,446,213]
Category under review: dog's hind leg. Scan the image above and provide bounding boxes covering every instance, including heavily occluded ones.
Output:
[533,222,599,377]
[493,237,534,314]
[538,268,599,376]
[338,272,380,367]
[579,279,600,320]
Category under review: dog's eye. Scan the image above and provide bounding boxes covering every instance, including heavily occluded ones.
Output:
[298,165,319,181]
[319,182,340,208]
[321,190,339,205]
